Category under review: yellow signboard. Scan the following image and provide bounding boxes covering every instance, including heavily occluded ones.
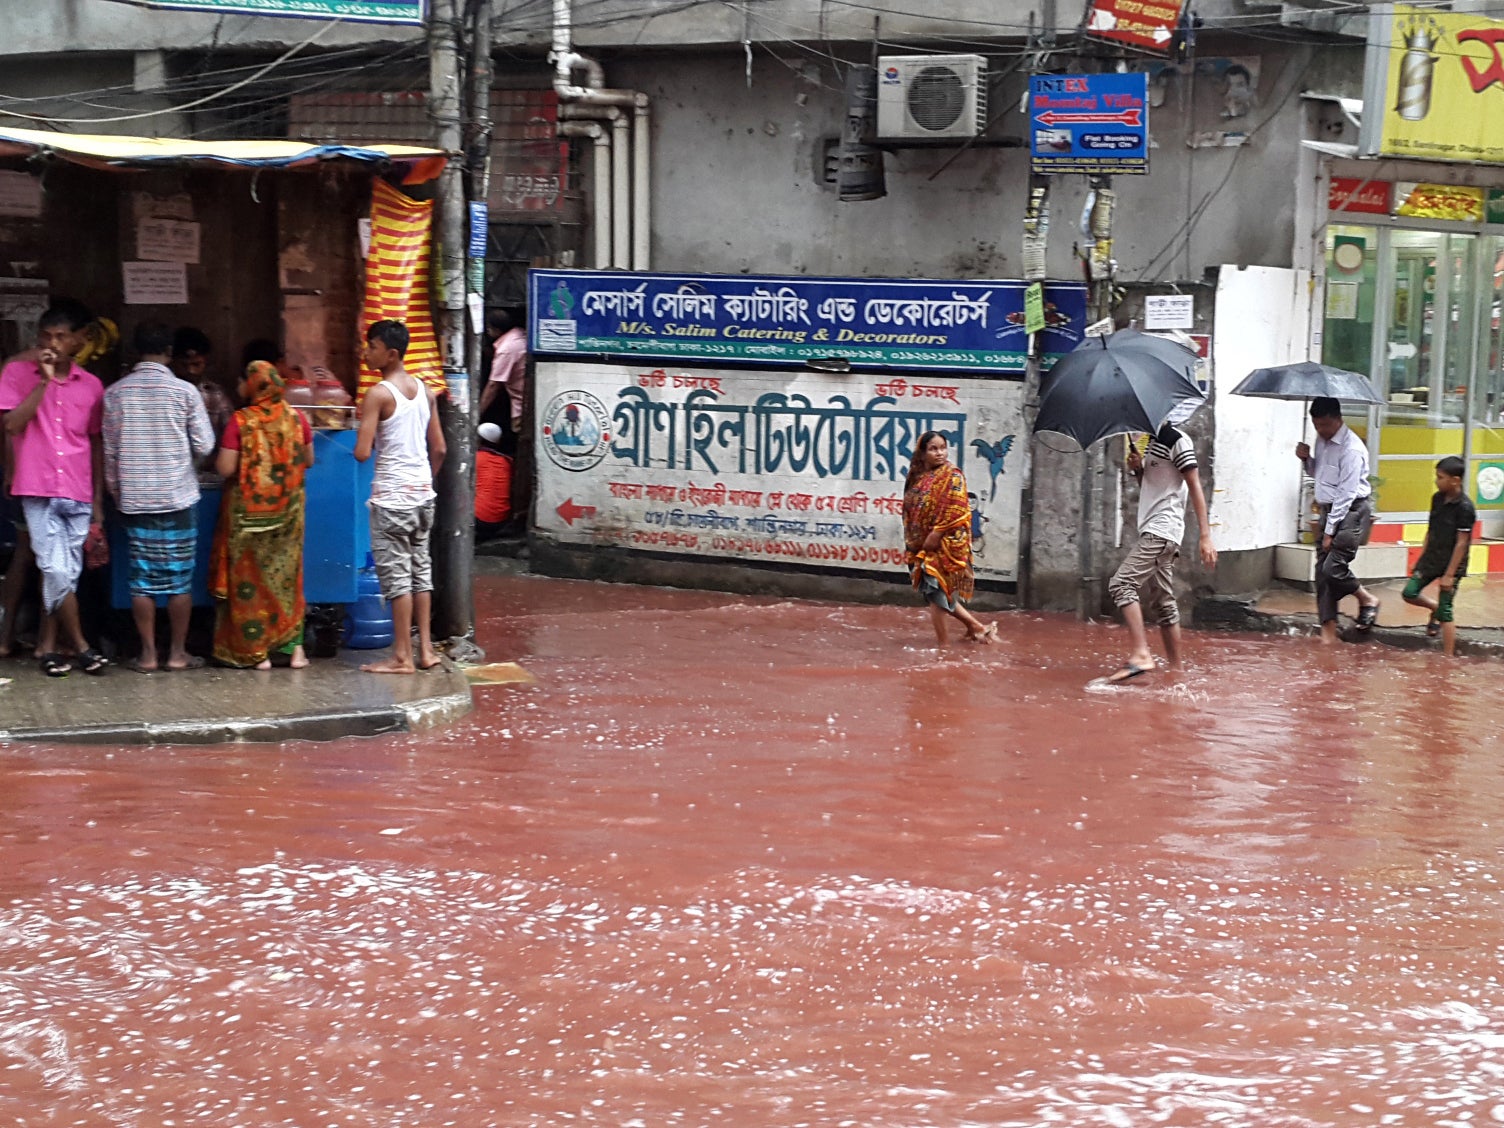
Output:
[1364,4,1504,163]
[1393,181,1485,221]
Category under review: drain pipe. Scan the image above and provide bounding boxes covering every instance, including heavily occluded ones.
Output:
[560,104,626,268]
[557,120,611,269]
[552,0,651,270]
[631,96,650,270]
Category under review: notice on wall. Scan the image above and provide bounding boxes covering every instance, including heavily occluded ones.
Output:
[1144,293,1195,330]
[136,218,201,264]
[0,171,42,219]
[534,360,1026,582]
[130,192,194,224]
[122,261,189,306]
[1325,281,1359,320]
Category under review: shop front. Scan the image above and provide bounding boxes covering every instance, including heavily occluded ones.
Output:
[1323,174,1504,571]
[1319,2,1504,573]
[0,127,444,620]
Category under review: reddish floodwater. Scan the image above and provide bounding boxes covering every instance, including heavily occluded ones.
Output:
[3,574,1504,1126]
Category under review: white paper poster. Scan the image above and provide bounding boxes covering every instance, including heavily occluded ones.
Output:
[534,360,1026,581]
[122,261,189,306]
[0,171,43,219]
[130,192,194,224]
[136,218,201,264]
[1144,293,1195,330]
[1326,281,1359,321]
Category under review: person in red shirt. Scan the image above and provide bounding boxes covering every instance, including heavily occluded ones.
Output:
[475,422,513,542]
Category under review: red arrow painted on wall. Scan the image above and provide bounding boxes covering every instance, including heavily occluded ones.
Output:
[556,498,597,526]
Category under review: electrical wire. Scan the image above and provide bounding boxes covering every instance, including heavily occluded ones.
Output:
[0,16,348,126]
[1133,47,1321,283]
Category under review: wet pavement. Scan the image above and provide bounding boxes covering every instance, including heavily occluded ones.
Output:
[3,573,1504,1125]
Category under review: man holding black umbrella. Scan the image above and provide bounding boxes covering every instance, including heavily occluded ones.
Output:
[1104,421,1217,683]
[1297,396,1381,643]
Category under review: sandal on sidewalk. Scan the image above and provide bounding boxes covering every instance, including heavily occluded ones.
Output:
[39,654,71,679]
[1426,616,1441,639]
[1356,601,1380,631]
[75,649,108,676]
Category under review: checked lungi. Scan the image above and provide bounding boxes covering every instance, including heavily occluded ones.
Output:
[122,507,198,599]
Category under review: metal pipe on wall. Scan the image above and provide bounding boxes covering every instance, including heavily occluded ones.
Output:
[557,120,611,269]
[632,95,651,270]
[552,0,650,271]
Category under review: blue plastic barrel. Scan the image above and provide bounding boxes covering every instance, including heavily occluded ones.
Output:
[342,553,394,649]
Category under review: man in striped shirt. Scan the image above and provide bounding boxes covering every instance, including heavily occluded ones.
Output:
[102,322,215,672]
[1105,422,1218,684]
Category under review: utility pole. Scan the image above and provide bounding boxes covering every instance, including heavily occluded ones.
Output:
[466,0,493,390]
[428,0,477,646]
[1077,175,1116,620]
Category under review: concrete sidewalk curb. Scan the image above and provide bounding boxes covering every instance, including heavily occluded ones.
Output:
[0,659,474,747]
[1193,595,1504,658]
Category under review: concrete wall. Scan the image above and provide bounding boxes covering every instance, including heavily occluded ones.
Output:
[1209,264,1311,567]
[607,39,1321,287]
[8,0,1258,56]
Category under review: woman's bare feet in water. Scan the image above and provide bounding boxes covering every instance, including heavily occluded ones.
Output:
[289,646,309,669]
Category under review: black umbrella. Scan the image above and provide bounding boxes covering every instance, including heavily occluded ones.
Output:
[1231,361,1382,405]
[1033,329,1205,449]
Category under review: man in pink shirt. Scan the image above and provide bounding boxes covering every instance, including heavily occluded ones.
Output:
[479,307,527,433]
[0,302,107,677]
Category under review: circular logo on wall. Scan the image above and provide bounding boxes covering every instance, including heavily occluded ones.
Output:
[540,390,612,472]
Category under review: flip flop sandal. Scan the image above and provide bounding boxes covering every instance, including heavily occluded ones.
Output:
[75,649,109,676]
[1105,662,1154,685]
[1356,602,1380,631]
[166,656,206,672]
[1426,617,1441,639]
[39,654,71,679]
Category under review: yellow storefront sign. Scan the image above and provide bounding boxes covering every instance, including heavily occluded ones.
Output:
[1363,4,1504,163]
[1393,181,1485,221]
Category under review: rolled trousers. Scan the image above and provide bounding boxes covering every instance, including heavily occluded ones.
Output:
[1316,496,1373,624]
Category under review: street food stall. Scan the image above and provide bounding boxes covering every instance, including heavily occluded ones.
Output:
[0,127,445,616]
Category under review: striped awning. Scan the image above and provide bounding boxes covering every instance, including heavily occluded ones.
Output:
[0,125,446,177]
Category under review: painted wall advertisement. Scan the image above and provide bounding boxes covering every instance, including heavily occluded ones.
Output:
[529,270,1088,374]
[1362,3,1504,163]
[534,361,1027,582]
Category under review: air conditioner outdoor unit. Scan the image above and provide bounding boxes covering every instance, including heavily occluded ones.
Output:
[876,54,987,141]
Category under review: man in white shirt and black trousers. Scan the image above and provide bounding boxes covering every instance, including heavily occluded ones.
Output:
[1296,396,1382,644]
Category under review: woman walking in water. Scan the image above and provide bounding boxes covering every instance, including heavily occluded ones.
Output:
[903,430,997,646]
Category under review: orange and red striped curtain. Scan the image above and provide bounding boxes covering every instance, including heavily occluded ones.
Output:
[358,178,444,400]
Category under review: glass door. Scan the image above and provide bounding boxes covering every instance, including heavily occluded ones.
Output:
[1374,231,1475,515]
[1470,236,1504,517]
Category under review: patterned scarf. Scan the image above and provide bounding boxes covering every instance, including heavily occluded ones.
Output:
[903,462,975,603]
[234,361,307,528]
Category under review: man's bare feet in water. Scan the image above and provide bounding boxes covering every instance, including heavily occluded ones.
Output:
[362,656,417,675]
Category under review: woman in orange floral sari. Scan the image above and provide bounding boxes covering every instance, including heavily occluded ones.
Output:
[903,431,996,645]
[210,361,314,669]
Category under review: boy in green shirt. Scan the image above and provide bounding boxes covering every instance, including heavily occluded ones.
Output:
[1401,456,1475,657]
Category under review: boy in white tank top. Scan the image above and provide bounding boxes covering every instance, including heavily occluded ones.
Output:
[354,320,448,673]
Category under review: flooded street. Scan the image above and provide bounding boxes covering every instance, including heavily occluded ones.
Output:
[4,573,1504,1126]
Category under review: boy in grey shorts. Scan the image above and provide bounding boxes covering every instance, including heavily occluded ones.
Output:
[1105,422,1217,684]
[354,320,447,673]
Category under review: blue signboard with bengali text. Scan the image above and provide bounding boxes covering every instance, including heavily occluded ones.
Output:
[528,270,1088,374]
[1029,73,1149,176]
[145,0,424,24]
